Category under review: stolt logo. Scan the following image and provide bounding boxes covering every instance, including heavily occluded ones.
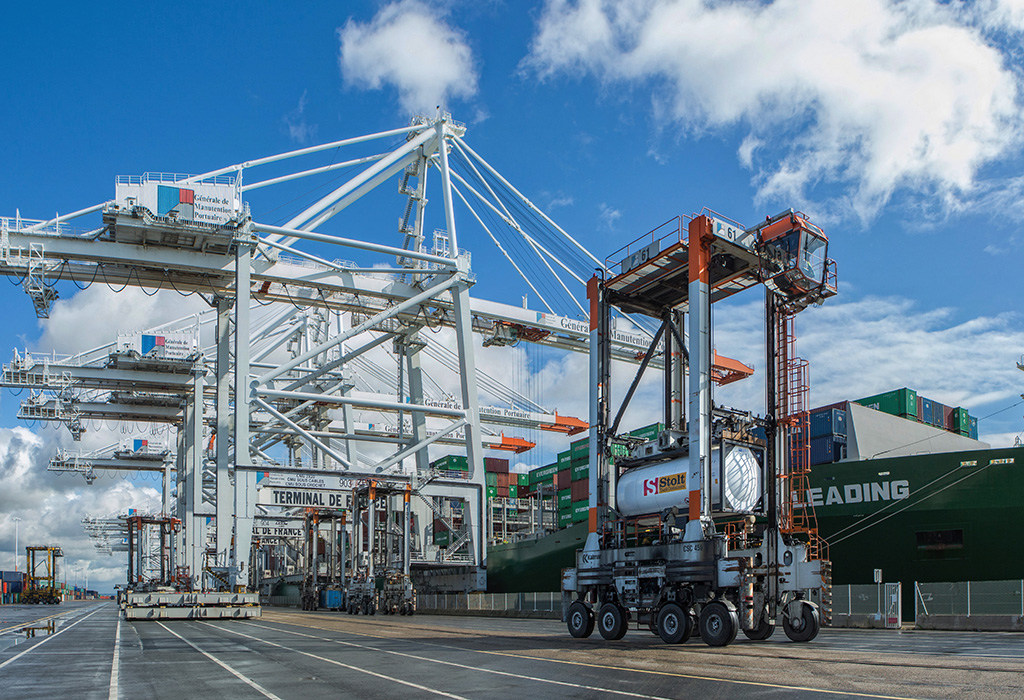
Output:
[643,477,659,496]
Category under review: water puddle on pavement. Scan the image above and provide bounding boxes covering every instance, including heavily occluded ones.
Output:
[0,616,66,652]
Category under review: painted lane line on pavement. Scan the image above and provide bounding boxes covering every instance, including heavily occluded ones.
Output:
[155,622,283,700]
[259,616,925,700]
[0,604,108,670]
[107,617,120,700]
[243,622,676,700]
[217,624,470,700]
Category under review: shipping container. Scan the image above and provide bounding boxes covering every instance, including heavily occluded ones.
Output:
[518,473,529,486]
[570,479,588,501]
[508,485,518,499]
[496,472,511,489]
[557,450,572,468]
[558,489,572,508]
[950,407,971,436]
[809,408,847,438]
[484,457,509,473]
[485,472,497,487]
[969,416,979,440]
[628,422,663,441]
[528,463,558,484]
[556,469,572,489]
[855,387,917,419]
[434,529,450,547]
[558,511,573,528]
[810,435,847,465]
[571,463,589,481]
[919,397,935,426]
[571,501,589,522]
[931,401,946,428]
[486,486,498,499]
[432,454,469,471]
[570,438,588,458]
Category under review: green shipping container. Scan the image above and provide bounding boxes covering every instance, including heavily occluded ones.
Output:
[509,485,518,499]
[557,489,572,508]
[570,438,589,458]
[518,473,529,486]
[486,486,498,499]
[486,472,497,487]
[952,407,971,435]
[558,511,573,528]
[572,464,589,480]
[558,451,572,468]
[856,388,917,419]
[629,422,663,441]
[434,529,450,547]
[529,463,558,484]
[571,501,589,522]
[432,454,469,471]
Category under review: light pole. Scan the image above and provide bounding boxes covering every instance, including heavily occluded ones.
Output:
[12,517,22,572]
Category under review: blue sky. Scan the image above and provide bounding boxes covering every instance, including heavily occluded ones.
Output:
[2,0,1024,589]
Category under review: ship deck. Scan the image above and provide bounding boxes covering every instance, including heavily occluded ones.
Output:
[2,600,1022,699]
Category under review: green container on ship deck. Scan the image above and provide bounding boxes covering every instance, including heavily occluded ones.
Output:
[518,473,529,486]
[557,451,572,468]
[571,464,589,480]
[571,500,589,522]
[856,388,917,419]
[528,463,558,484]
[558,489,572,508]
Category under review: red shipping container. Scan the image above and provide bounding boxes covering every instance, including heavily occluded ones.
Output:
[571,479,589,501]
[942,405,955,430]
[496,472,511,488]
[484,457,510,473]
[556,470,572,489]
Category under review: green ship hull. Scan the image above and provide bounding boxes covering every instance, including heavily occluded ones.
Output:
[484,446,1024,593]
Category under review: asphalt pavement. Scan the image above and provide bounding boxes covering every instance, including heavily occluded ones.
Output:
[1,602,1022,699]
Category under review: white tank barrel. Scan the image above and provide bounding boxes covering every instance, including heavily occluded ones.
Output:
[616,444,762,517]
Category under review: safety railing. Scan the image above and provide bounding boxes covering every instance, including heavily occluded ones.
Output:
[915,579,1024,617]
[417,591,561,614]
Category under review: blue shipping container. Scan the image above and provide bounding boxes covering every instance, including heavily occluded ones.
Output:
[809,409,847,439]
[319,589,345,609]
[969,416,979,440]
[810,435,847,465]
[919,398,935,426]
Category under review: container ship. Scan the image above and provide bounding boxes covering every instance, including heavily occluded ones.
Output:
[482,387,1022,593]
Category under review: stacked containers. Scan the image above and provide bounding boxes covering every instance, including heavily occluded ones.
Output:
[557,450,573,528]
[808,407,848,466]
[570,438,589,522]
[969,416,979,440]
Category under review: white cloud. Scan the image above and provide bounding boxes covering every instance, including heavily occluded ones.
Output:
[283,89,318,145]
[35,286,208,355]
[709,294,1024,447]
[339,0,479,116]
[0,426,161,593]
[598,202,622,228]
[523,0,1024,221]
